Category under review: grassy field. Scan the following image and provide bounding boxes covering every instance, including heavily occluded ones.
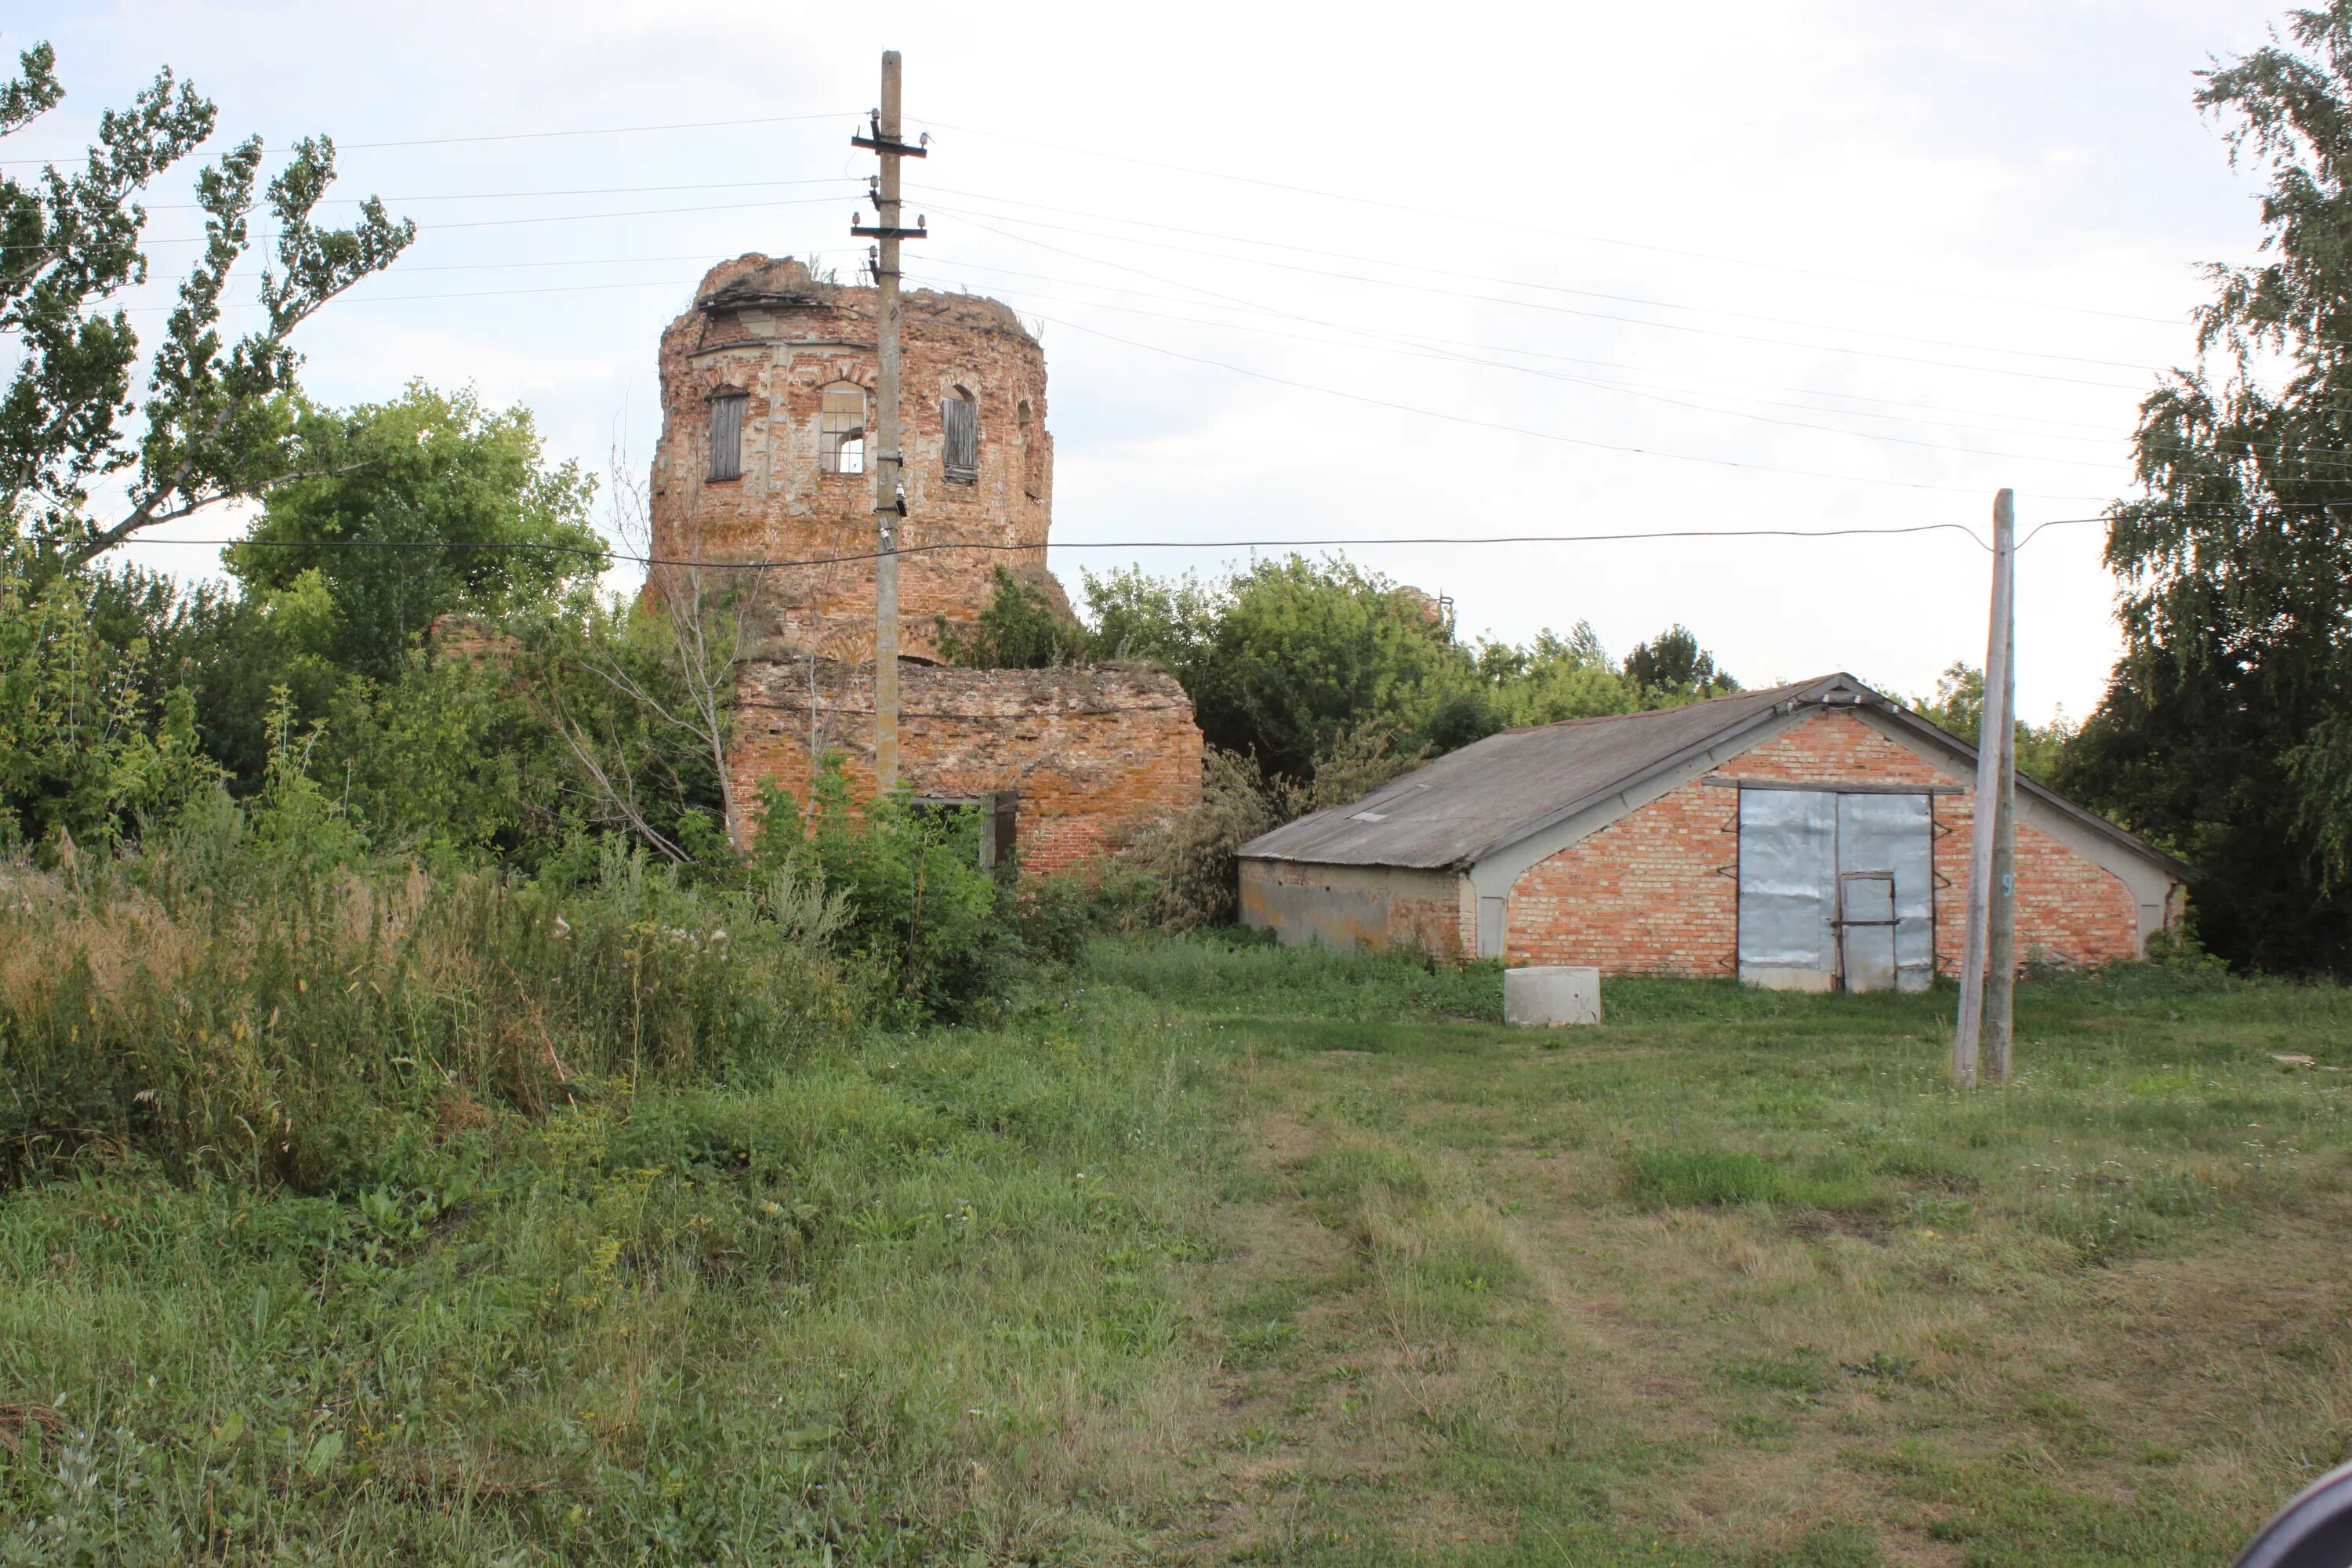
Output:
[2,938,2347,1565]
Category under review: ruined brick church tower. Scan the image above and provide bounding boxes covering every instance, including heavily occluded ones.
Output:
[650,255,1202,870]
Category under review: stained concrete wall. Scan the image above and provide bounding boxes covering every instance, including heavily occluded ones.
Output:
[1238,859,1472,958]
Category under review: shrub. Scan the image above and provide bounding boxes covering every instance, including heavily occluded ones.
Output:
[757,762,1024,1024]
[1119,724,1424,931]
[0,792,863,1191]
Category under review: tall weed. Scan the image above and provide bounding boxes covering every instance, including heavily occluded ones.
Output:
[0,793,862,1190]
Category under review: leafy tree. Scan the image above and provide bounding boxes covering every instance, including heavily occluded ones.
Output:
[2059,4,2352,971]
[1,41,411,564]
[1168,555,1477,780]
[227,383,604,681]
[1624,624,1740,702]
[1081,564,1221,670]
[937,566,1085,668]
[313,646,567,864]
[1904,662,2075,782]
[1477,623,1639,729]
[0,560,217,848]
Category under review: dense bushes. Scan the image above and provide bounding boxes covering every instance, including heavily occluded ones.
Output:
[0,786,863,1191]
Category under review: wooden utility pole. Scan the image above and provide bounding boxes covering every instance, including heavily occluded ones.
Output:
[851,51,926,789]
[1952,488,2016,1089]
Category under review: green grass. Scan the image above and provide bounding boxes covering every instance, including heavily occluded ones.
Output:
[2,935,2349,1563]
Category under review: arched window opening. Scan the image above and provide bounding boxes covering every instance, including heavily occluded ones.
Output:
[942,385,978,484]
[819,383,866,476]
[706,388,747,481]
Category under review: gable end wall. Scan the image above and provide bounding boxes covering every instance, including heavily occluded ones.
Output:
[1500,708,2147,977]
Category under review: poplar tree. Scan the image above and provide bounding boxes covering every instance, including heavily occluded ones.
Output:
[1,42,412,566]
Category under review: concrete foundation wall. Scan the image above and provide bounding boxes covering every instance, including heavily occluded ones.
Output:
[1238,860,1472,959]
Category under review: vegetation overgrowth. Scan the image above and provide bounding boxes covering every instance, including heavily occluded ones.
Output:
[0,938,2344,1563]
[5,7,2352,1556]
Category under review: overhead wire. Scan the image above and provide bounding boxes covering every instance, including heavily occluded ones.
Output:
[909,260,2352,479]
[920,199,2159,392]
[906,265,2140,473]
[910,183,2169,372]
[914,118,2190,328]
[1012,307,2114,501]
[107,520,2008,565]
[0,110,861,168]
[920,251,2132,440]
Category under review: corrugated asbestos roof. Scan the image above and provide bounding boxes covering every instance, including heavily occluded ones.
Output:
[1242,678,1832,869]
[1238,673,2190,877]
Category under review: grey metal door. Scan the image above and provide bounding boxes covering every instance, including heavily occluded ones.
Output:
[1737,790,1838,990]
[1833,793,1933,993]
[1740,789,1933,993]
[1836,870,1898,992]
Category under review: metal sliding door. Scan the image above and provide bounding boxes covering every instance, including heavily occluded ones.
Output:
[1738,789,1933,993]
[1737,789,1839,990]
[1834,792,1934,993]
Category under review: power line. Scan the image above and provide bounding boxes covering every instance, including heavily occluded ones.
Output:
[103,521,2008,566]
[924,201,2159,393]
[0,192,853,255]
[916,118,2190,329]
[142,176,861,210]
[81,510,2347,566]
[924,251,2131,439]
[0,110,859,169]
[913,262,2352,479]
[912,183,2169,373]
[1015,306,2116,501]
[909,267,2140,474]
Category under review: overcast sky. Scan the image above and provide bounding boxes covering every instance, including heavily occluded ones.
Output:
[4,0,2297,720]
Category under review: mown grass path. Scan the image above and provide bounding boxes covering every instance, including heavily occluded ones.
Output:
[1129,949,2352,1567]
[2,939,2347,1566]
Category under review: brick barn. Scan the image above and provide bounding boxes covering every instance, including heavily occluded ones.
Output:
[1236,674,2187,989]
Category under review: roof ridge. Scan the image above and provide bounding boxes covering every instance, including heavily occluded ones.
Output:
[1494,674,1834,737]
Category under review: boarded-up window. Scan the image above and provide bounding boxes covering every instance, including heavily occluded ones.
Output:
[819,385,866,476]
[942,388,978,484]
[707,390,746,481]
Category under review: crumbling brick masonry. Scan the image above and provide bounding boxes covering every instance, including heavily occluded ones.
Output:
[650,256,1202,862]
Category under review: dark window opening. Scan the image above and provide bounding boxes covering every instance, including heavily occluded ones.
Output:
[707,390,747,481]
[910,789,1018,877]
[942,388,978,484]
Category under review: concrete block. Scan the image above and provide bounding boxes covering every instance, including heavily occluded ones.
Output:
[1504,964,1602,1027]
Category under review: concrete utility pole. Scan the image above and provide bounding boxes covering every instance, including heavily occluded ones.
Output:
[851,51,927,790]
[1952,488,2016,1089]
[1984,494,2020,1083]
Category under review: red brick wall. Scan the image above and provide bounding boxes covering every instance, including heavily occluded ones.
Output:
[1503,708,2143,976]
[731,658,1200,876]
[1504,771,1741,975]
[649,255,1061,662]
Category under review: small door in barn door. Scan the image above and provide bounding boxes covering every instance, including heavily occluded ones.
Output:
[1832,792,1934,993]
[1738,789,1934,993]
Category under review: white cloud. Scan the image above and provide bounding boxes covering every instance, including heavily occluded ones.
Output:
[5,0,2295,719]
